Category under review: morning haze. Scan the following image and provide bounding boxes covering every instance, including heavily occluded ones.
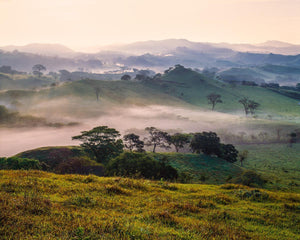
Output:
[0,0,300,239]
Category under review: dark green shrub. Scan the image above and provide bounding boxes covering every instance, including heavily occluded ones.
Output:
[0,157,41,170]
[231,170,267,187]
[236,189,269,202]
[106,152,178,180]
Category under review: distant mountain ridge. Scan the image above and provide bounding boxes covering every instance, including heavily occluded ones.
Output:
[1,39,300,73]
[0,43,76,57]
[99,39,300,56]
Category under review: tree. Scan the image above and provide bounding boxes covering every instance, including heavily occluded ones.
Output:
[123,133,144,152]
[144,127,171,153]
[238,150,248,167]
[32,64,46,77]
[207,93,222,110]
[121,74,131,81]
[95,87,100,101]
[218,144,238,163]
[169,133,190,152]
[238,97,260,116]
[289,132,297,147]
[72,126,123,164]
[190,132,221,155]
[248,100,260,115]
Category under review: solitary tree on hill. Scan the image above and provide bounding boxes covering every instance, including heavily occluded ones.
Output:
[207,93,222,110]
[32,64,46,77]
[239,97,260,116]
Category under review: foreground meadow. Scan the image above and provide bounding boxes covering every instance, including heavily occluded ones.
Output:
[0,170,299,239]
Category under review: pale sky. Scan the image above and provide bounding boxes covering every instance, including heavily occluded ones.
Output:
[0,0,300,50]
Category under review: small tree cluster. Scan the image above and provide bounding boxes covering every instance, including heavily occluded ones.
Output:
[190,131,238,163]
[106,152,178,180]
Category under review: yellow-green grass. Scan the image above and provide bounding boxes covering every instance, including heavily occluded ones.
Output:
[0,170,299,239]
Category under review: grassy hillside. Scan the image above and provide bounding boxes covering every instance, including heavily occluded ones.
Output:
[237,143,300,192]
[152,153,242,184]
[0,73,55,90]
[0,67,299,120]
[155,66,300,118]
[0,170,299,239]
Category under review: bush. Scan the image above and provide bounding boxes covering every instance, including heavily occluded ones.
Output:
[236,189,269,202]
[0,157,41,170]
[106,152,178,180]
[231,170,267,187]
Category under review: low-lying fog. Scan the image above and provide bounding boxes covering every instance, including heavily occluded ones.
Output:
[0,105,245,157]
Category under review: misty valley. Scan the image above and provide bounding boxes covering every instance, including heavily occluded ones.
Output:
[0,41,300,240]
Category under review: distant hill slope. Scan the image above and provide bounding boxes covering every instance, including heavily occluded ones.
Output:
[0,73,55,90]
[217,64,300,85]
[0,66,299,120]
[149,65,300,118]
[103,39,300,55]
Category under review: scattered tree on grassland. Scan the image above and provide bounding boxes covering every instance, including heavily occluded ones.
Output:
[207,93,222,110]
[238,97,260,116]
[238,150,249,167]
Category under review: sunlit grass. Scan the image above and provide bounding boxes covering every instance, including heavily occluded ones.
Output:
[0,170,299,239]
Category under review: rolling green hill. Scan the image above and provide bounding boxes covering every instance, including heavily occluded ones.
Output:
[0,65,299,123]
[153,65,300,119]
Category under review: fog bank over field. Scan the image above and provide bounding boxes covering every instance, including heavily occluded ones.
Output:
[0,105,243,157]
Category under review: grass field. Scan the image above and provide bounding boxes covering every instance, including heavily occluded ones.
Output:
[0,170,299,240]
[237,143,300,192]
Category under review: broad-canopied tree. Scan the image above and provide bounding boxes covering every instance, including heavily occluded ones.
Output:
[123,133,144,152]
[144,127,170,153]
[72,126,123,164]
[169,133,190,152]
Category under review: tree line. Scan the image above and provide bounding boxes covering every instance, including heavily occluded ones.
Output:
[72,126,240,164]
